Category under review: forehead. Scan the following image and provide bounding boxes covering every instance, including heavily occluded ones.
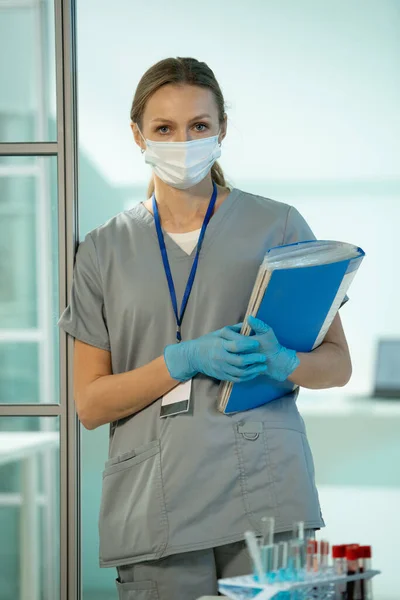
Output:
[143,84,219,121]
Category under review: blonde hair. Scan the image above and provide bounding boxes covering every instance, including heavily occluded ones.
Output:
[130,57,227,198]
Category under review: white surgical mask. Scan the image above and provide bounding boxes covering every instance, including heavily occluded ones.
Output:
[139,129,222,190]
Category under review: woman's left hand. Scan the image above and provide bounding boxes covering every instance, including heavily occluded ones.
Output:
[247,315,300,382]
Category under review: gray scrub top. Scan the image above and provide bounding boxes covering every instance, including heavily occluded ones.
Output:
[59,188,327,569]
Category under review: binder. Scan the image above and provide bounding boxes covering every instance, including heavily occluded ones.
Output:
[218,240,365,414]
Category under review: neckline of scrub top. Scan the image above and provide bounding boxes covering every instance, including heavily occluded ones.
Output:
[132,186,242,260]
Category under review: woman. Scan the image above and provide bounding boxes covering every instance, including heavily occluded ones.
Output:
[59,57,352,600]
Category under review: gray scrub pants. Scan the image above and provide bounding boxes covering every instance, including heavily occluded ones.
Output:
[115,530,315,600]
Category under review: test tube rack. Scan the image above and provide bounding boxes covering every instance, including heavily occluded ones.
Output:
[218,568,380,599]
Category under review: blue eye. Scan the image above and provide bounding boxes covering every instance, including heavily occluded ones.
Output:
[157,126,170,134]
[194,123,208,132]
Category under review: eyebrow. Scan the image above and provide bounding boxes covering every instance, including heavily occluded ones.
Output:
[150,113,212,124]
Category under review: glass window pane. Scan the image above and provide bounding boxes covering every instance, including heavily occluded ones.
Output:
[0,0,56,142]
[0,344,40,403]
[0,416,60,600]
[0,156,59,403]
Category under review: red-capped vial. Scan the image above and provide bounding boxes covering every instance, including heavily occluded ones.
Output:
[359,546,373,600]
[332,545,346,558]
[332,544,346,575]
[306,539,318,572]
[346,547,360,562]
[359,546,372,560]
[331,544,347,598]
[320,540,330,570]
[346,546,362,600]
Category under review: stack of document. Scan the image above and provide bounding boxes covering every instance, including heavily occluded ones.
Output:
[218,240,365,415]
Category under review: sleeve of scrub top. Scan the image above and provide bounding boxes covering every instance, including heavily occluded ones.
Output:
[283,205,349,308]
[58,233,111,351]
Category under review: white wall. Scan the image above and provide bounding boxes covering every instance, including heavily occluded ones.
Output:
[75,0,400,186]
[273,191,399,395]
[75,0,400,396]
[317,485,399,600]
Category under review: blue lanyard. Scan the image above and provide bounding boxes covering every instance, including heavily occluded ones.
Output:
[153,182,218,343]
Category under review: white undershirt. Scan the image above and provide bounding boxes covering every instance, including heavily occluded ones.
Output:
[166,229,201,255]
[145,186,232,254]
[143,198,201,255]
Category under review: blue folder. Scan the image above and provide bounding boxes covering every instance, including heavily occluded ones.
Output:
[218,240,365,414]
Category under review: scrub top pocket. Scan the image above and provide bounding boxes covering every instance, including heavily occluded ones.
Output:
[233,421,278,529]
[115,579,159,600]
[99,440,168,567]
[266,425,321,527]
[234,420,321,532]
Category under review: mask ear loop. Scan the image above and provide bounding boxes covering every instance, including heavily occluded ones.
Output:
[217,128,223,147]
[136,124,147,154]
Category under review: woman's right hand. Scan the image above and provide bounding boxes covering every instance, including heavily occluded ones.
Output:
[164,324,268,383]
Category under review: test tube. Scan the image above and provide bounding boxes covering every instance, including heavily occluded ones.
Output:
[312,540,319,573]
[265,542,280,584]
[292,520,305,541]
[306,539,313,572]
[261,516,275,546]
[346,546,362,600]
[320,540,330,571]
[244,530,266,584]
[261,543,275,579]
[332,544,346,599]
[291,521,306,573]
[289,538,304,575]
[276,541,289,582]
[306,540,319,573]
[273,541,280,572]
[332,545,346,575]
[278,541,288,569]
[359,546,373,600]
[260,516,275,579]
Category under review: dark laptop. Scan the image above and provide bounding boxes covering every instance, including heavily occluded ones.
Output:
[373,339,400,399]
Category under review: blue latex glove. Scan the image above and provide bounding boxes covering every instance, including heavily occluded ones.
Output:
[164,324,268,383]
[247,315,300,382]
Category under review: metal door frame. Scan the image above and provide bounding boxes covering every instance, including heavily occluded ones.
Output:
[0,1,80,598]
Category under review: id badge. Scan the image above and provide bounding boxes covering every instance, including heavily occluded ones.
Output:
[160,380,192,418]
